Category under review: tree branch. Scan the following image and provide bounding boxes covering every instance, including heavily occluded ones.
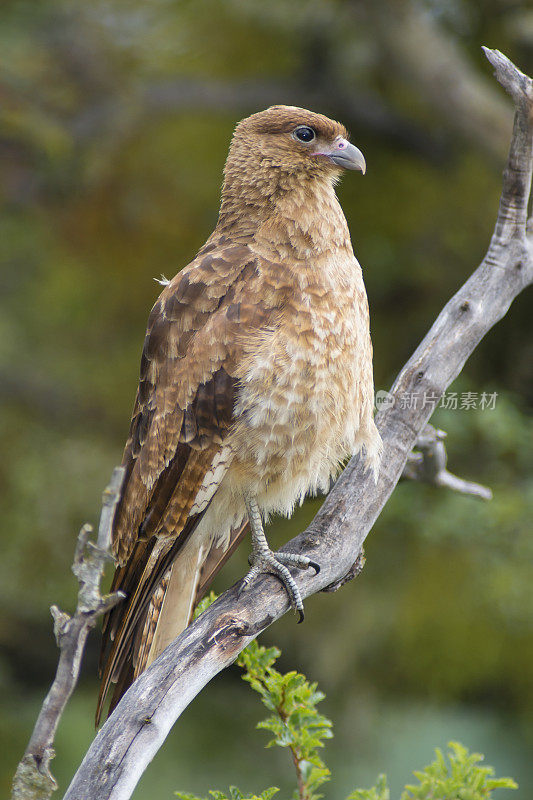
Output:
[62,47,533,800]
[403,424,493,501]
[11,468,125,800]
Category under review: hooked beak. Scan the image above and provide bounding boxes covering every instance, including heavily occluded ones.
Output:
[318,137,366,173]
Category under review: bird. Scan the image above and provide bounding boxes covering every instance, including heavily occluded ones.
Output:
[96,105,382,723]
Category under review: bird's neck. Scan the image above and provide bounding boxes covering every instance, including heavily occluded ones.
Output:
[214,167,353,262]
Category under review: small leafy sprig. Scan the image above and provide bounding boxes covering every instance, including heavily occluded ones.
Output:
[351,741,517,800]
[176,788,279,800]
[237,639,332,800]
[346,774,390,800]
[402,740,517,800]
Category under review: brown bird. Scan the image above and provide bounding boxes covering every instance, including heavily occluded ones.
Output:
[97,105,382,723]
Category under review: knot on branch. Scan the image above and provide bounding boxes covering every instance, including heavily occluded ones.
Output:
[11,753,57,800]
[322,550,366,593]
[50,606,71,645]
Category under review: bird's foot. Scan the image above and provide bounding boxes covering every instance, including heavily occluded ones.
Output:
[238,550,320,623]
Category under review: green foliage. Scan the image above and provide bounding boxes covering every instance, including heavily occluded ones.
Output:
[345,742,517,800]
[175,787,279,800]
[189,597,334,800]
[401,741,517,800]
[176,624,516,800]
[192,591,218,620]
[237,640,333,800]
[346,774,390,800]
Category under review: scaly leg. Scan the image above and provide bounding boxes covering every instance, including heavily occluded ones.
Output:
[239,494,320,622]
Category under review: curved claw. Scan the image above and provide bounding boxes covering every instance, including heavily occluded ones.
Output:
[241,548,317,624]
[238,565,260,597]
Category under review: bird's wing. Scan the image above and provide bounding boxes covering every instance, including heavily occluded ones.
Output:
[97,242,286,723]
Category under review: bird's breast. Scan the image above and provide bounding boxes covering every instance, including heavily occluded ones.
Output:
[227,263,378,514]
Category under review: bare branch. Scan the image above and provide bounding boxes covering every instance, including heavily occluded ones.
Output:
[403,424,492,501]
[63,49,533,800]
[10,468,125,800]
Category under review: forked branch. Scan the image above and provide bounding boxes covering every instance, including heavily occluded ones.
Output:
[403,424,492,501]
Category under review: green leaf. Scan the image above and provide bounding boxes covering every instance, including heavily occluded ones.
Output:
[177,638,517,800]
[192,591,218,620]
[175,788,279,800]
[346,774,390,800]
[400,741,517,799]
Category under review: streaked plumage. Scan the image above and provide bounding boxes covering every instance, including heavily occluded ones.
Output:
[97,106,381,723]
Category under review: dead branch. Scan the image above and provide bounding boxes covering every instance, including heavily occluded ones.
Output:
[403,424,492,500]
[62,47,532,800]
[10,468,125,800]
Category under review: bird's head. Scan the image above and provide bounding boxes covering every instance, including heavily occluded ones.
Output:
[226,105,366,184]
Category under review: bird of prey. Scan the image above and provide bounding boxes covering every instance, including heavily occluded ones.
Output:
[97,105,382,723]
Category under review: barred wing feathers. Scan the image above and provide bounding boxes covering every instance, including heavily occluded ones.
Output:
[97,243,285,723]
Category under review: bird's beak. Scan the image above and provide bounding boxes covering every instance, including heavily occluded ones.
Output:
[319,138,366,173]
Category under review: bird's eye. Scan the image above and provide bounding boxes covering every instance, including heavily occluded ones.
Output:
[293,126,316,143]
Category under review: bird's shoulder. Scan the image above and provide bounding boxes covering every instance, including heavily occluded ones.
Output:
[143,239,293,386]
[123,239,293,480]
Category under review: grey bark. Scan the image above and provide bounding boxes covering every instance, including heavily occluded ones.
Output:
[63,48,533,800]
[403,424,492,501]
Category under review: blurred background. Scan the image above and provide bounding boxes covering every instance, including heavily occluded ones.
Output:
[1,0,532,797]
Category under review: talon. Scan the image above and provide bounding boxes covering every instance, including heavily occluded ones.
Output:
[297,609,305,624]
[309,561,320,575]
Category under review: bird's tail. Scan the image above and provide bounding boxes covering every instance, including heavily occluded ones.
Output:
[137,534,207,672]
[133,518,251,671]
[97,530,205,724]
[96,518,249,725]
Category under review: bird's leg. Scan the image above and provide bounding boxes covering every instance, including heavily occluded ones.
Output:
[239,494,320,622]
